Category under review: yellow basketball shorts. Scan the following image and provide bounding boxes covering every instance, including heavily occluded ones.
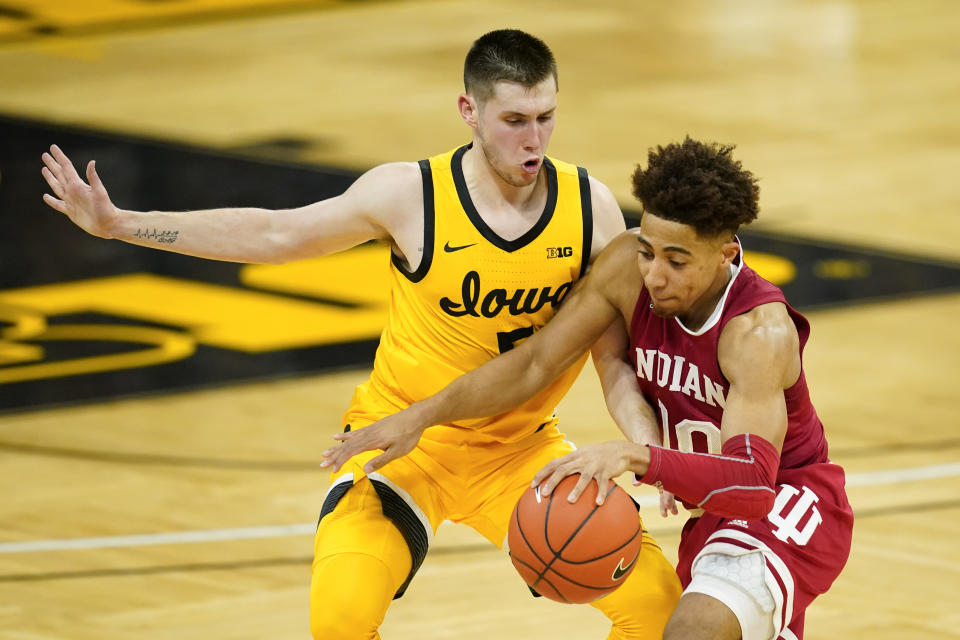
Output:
[314,419,682,638]
[317,420,575,592]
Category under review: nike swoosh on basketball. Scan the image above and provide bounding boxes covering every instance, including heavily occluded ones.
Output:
[444,241,477,252]
[611,555,637,580]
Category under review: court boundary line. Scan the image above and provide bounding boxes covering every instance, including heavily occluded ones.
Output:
[1,462,958,555]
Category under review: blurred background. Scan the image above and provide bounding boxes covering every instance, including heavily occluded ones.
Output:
[1,1,959,638]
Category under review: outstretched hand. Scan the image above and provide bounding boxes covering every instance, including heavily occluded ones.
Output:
[320,410,428,474]
[531,441,641,505]
[41,145,117,238]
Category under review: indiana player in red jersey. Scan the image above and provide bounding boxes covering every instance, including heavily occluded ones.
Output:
[325,136,854,640]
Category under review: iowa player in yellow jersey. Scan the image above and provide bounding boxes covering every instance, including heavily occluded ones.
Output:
[42,30,680,639]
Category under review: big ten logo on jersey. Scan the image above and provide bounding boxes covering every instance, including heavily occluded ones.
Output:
[546,246,573,259]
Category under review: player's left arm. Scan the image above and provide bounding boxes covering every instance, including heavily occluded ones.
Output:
[636,302,800,518]
[584,180,679,512]
[584,179,658,444]
[589,318,678,516]
[536,302,799,518]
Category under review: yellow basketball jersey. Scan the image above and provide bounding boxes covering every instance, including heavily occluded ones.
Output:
[344,144,593,444]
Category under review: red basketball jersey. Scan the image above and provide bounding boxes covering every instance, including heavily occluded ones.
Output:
[629,250,826,469]
[628,248,854,639]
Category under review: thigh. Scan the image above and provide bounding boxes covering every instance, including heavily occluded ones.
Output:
[327,419,450,536]
[321,439,453,600]
[311,478,413,639]
[315,476,416,570]
[462,430,575,545]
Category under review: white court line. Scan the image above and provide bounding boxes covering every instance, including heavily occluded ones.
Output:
[1,462,958,555]
[0,524,315,554]
[844,461,960,487]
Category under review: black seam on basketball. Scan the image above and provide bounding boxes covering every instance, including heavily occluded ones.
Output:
[542,566,627,591]
[530,488,573,585]
[532,574,571,604]
[509,553,553,591]
[516,483,641,597]
[553,483,615,556]
[511,502,552,591]
[533,483,612,585]
[512,503,551,568]
[558,521,643,565]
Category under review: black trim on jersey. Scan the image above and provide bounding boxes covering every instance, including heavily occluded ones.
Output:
[315,479,430,600]
[450,144,558,253]
[317,480,352,525]
[577,166,593,279]
[391,159,435,283]
[370,479,430,599]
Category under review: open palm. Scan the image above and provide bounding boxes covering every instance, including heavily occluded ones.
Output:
[41,144,117,238]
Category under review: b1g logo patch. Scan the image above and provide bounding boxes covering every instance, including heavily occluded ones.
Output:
[546,246,573,259]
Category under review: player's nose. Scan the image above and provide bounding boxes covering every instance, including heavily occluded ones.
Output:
[522,122,542,152]
[645,261,668,289]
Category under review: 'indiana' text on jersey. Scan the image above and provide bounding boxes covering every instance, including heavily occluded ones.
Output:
[634,348,727,408]
[343,144,594,444]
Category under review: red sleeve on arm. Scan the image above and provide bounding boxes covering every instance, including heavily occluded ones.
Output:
[637,433,780,520]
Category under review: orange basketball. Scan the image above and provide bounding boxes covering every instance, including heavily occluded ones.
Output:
[507,474,643,604]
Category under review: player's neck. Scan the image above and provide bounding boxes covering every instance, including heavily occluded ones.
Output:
[678,266,734,332]
[462,144,546,216]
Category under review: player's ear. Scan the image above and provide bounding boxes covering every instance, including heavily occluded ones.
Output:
[458,93,479,129]
[719,236,739,267]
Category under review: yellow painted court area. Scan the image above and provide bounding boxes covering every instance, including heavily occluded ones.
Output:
[0,256,389,355]
[0,0,337,40]
[0,246,792,384]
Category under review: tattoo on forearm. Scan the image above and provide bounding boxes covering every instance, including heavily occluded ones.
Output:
[134,229,179,244]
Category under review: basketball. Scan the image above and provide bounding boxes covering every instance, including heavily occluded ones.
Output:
[507,474,643,604]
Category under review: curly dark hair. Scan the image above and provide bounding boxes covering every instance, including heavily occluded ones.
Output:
[464,29,557,102]
[631,137,759,237]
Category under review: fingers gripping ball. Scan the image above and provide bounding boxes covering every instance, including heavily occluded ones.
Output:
[507,475,643,603]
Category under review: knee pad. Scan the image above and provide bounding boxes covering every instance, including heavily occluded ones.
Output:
[686,550,775,640]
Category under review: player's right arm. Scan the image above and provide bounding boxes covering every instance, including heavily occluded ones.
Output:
[322,233,641,473]
[40,144,421,264]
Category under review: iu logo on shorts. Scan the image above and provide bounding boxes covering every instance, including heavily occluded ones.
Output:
[767,484,823,546]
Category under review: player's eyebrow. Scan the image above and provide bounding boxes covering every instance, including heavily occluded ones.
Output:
[636,236,693,256]
[502,108,556,118]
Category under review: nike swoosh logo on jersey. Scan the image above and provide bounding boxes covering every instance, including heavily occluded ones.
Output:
[611,555,637,580]
[444,241,477,253]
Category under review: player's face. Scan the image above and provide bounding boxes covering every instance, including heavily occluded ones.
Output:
[635,214,739,325]
[471,78,557,188]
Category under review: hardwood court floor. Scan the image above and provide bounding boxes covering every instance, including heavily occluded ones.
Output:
[1,1,959,638]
